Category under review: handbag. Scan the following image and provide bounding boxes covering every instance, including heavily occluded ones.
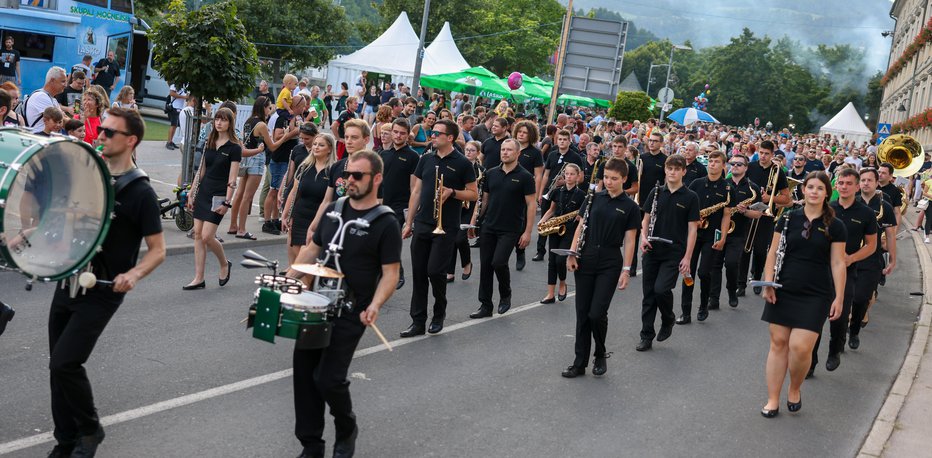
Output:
[918,198,929,210]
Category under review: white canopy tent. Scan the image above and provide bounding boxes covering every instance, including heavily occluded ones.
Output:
[325,13,470,92]
[819,102,873,145]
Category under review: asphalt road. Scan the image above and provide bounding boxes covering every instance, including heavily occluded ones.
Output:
[0,227,923,457]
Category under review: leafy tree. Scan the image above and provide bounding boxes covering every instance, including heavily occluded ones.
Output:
[864,71,883,131]
[580,7,659,51]
[149,0,260,180]
[609,91,652,121]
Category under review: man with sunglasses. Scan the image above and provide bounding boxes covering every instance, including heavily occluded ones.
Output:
[400,119,478,337]
[724,154,762,307]
[46,108,166,457]
[788,154,808,201]
[741,140,790,297]
[288,150,402,458]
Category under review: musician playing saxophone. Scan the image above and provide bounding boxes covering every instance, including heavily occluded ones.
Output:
[538,163,585,304]
[534,129,583,262]
[678,151,734,324]
[725,154,762,307]
[637,154,700,352]
[561,158,640,378]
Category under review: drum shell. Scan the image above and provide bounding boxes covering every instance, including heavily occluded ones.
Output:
[0,128,113,280]
[250,288,332,349]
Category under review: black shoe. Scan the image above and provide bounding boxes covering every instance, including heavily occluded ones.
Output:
[760,407,779,418]
[657,325,673,342]
[849,334,860,350]
[557,289,567,302]
[635,339,653,351]
[220,260,232,286]
[182,281,206,290]
[728,294,739,308]
[395,276,405,290]
[469,307,493,319]
[296,444,325,458]
[446,275,455,283]
[592,355,608,376]
[753,286,762,295]
[399,323,425,338]
[516,252,526,271]
[806,366,815,379]
[531,252,545,262]
[0,302,14,336]
[540,296,556,304]
[879,274,886,286]
[561,365,585,378]
[498,300,511,314]
[736,287,746,297]
[461,263,472,280]
[697,307,709,322]
[46,444,73,458]
[428,320,444,334]
[675,315,691,325]
[708,300,720,311]
[332,426,357,458]
[787,396,802,413]
[273,219,283,231]
[70,426,104,458]
[261,221,281,235]
[825,353,840,371]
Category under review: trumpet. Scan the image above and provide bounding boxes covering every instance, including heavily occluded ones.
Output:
[542,163,568,201]
[744,164,779,253]
[432,165,445,235]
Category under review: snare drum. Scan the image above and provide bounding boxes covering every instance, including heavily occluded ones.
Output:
[0,129,113,281]
[250,288,334,349]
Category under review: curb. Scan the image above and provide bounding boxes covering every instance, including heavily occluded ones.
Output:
[143,236,288,257]
[857,227,932,457]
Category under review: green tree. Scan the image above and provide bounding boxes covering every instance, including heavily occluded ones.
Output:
[609,91,652,121]
[864,71,883,131]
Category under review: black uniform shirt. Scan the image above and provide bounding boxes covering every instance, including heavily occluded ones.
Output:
[414,150,477,232]
[581,191,640,253]
[92,58,120,88]
[857,192,897,269]
[747,161,789,217]
[641,184,701,252]
[689,175,733,240]
[830,200,877,255]
[378,144,420,211]
[787,168,806,199]
[879,182,903,210]
[683,160,708,186]
[481,135,507,169]
[312,201,402,311]
[544,149,584,190]
[481,164,535,232]
[581,158,604,188]
[518,145,544,177]
[728,176,762,238]
[622,158,639,191]
[272,113,297,163]
[552,185,586,216]
[638,151,668,204]
[328,157,350,198]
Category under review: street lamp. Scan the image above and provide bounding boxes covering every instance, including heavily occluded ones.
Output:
[659,44,692,121]
[645,63,669,100]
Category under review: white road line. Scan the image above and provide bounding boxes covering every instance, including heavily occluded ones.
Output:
[0,293,574,455]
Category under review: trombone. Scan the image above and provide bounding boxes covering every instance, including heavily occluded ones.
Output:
[542,163,568,201]
[432,165,445,235]
[744,164,779,253]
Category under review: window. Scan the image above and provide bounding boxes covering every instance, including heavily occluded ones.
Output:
[74,0,107,7]
[110,0,133,14]
[1,30,54,61]
[18,0,57,9]
[107,35,129,70]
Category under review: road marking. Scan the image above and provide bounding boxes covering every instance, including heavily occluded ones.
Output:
[0,293,574,455]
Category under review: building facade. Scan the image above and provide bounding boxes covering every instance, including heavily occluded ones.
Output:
[880,0,932,146]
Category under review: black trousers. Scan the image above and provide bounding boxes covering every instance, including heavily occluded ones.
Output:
[813,266,857,358]
[293,313,366,448]
[850,265,882,337]
[446,227,471,275]
[740,216,774,287]
[392,210,406,279]
[573,249,622,367]
[640,247,682,340]
[547,232,569,285]
[534,196,552,255]
[680,238,725,314]
[409,224,456,325]
[724,234,747,295]
[478,229,519,308]
[48,288,121,445]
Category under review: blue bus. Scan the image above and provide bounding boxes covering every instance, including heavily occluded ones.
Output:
[0,0,152,100]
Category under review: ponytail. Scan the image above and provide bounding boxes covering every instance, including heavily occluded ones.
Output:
[821,198,834,235]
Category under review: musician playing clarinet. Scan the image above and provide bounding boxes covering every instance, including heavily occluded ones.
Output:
[562,158,640,378]
[740,140,790,297]
[637,154,700,352]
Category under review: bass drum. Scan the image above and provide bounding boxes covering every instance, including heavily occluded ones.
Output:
[0,129,113,281]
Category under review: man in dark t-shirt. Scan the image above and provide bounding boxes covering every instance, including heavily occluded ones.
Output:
[0,36,21,85]
[93,51,120,92]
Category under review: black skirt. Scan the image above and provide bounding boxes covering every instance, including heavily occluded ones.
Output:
[193,178,227,225]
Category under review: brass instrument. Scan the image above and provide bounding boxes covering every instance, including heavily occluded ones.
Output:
[432,165,445,234]
[538,210,579,236]
[878,134,924,177]
[787,176,804,202]
[698,192,730,230]
[728,185,757,234]
[542,163,568,201]
[897,184,909,215]
[744,164,780,253]
[549,159,602,257]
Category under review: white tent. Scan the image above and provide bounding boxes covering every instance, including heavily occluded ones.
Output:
[325,13,470,91]
[819,102,873,145]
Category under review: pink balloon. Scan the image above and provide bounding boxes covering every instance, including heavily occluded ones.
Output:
[705,84,710,89]
[507,72,523,90]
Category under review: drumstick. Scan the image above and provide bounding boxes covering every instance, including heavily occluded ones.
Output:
[369,322,393,351]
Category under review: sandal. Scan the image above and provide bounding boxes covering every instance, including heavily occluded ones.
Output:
[235,232,257,240]
[226,229,238,235]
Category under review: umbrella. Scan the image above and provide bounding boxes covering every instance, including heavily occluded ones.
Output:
[667,107,720,126]
[557,94,596,108]
[420,66,522,102]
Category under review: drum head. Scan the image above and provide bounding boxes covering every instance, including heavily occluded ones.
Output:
[280,291,331,312]
[0,132,113,280]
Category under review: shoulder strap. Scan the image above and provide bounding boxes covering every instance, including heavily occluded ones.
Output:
[333,196,394,225]
[113,168,149,196]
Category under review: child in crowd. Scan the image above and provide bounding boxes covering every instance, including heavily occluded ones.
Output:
[276,74,298,117]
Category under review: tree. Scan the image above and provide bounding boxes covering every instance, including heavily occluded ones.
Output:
[377,0,565,76]
[609,91,652,122]
[864,71,883,131]
[149,0,260,180]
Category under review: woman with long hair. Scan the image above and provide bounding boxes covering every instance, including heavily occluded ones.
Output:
[759,171,847,417]
[447,140,481,282]
[410,110,436,155]
[80,90,104,144]
[226,96,297,238]
[335,82,349,118]
[362,85,380,125]
[372,105,393,151]
[88,85,111,117]
[864,152,879,168]
[0,82,23,126]
[539,163,584,303]
[282,133,337,265]
[184,107,242,290]
[112,86,137,110]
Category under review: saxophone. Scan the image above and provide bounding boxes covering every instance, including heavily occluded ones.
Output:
[697,193,730,230]
[538,210,579,236]
[749,211,789,289]
[728,185,757,234]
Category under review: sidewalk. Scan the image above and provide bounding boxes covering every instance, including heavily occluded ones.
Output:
[156,213,288,257]
[858,214,932,457]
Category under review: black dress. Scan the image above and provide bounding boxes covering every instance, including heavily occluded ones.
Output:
[290,164,330,246]
[761,210,847,333]
[193,142,242,225]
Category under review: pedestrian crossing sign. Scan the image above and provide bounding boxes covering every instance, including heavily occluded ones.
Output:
[877,123,891,141]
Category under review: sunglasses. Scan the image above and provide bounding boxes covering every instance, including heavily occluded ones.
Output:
[99,127,132,138]
[728,162,746,167]
[430,130,447,137]
[341,170,371,180]
[802,220,811,240]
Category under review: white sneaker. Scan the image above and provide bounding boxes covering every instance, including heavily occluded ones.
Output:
[925,236,930,244]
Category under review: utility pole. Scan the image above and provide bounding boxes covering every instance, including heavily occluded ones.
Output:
[546,0,573,126]
[411,0,431,95]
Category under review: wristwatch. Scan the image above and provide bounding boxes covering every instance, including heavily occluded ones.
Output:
[222,201,232,208]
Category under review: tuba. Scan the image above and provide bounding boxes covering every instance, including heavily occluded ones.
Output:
[877,134,924,178]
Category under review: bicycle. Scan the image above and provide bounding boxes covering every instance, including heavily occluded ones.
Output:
[159,184,195,231]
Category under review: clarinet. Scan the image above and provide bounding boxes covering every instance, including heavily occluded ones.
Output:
[749,211,789,289]
[646,181,673,245]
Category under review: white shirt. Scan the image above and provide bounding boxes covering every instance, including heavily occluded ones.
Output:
[174,106,194,145]
[24,89,59,133]
[844,156,862,169]
[169,85,188,110]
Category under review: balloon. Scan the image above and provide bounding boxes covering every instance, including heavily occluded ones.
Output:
[695,97,700,101]
[706,90,711,95]
[705,84,710,89]
[507,72,523,90]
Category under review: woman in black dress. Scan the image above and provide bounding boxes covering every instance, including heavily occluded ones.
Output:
[539,163,585,303]
[760,171,847,417]
[184,107,242,290]
[447,141,482,282]
[282,133,337,265]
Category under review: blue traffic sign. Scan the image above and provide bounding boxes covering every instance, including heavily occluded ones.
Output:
[877,123,892,141]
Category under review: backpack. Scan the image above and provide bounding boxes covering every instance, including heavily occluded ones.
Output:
[15,89,51,128]
[163,96,173,115]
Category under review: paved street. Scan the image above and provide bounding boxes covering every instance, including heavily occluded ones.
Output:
[0,206,923,457]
